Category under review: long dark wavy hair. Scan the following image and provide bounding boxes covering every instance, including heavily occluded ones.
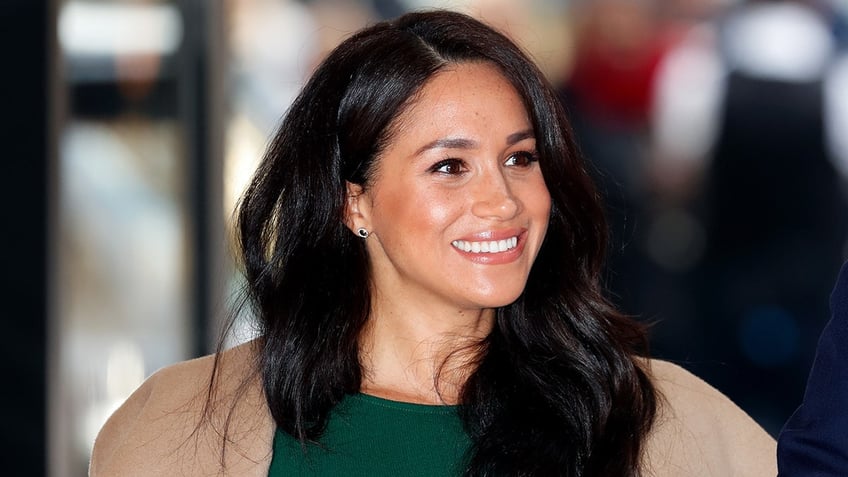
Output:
[230,9,657,476]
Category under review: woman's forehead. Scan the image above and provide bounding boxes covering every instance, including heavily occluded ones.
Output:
[385,63,533,144]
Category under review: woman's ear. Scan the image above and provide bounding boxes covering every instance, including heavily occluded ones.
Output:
[344,181,369,234]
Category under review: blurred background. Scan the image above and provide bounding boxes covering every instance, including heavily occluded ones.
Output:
[3,0,848,475]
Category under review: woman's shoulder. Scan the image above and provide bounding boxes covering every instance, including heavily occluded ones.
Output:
[642,359,777,476]
[89,340,274,477]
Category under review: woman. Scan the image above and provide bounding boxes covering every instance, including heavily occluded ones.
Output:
[90,10,776,476]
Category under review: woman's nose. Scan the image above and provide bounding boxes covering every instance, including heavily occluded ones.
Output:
[470,171,520,220]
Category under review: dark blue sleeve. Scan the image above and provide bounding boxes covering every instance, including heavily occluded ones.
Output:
[777,261,848,476]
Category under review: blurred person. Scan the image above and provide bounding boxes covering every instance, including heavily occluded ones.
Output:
[562,0,674,195]
[89,11,776,476]
[57,2,194,470]
[557,0,698,355]
[778,260,848,476]
[651,0,848,433]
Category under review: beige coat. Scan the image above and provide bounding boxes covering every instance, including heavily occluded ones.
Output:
[90,341,777,476]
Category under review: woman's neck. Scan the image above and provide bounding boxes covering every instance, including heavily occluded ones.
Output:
[358,300,494,405]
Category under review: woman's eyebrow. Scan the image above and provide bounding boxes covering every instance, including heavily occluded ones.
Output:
[415,137,478,156]
[415,129,535,156]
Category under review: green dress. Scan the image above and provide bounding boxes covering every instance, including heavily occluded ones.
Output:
[268,394,472,476]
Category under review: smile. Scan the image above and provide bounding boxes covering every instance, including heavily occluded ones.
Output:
[451,237,519,253]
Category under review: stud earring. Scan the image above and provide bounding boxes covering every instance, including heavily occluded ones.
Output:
[357,228,369,238]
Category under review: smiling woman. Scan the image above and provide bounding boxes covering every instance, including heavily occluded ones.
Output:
[89,10,777,477]
[345,62,551,324]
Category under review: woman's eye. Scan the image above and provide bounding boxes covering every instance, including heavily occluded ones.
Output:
[505,151,538,167]
[431,159,465,175]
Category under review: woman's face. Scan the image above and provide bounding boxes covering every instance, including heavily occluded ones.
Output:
[348,62,551,313]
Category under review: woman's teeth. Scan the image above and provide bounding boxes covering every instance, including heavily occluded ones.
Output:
[451,237,518,253]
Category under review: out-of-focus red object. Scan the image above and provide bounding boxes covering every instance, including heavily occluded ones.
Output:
[566,0,682,125]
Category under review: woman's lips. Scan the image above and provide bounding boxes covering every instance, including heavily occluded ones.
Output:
[450,230,527,264]
[451,236,519,253]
